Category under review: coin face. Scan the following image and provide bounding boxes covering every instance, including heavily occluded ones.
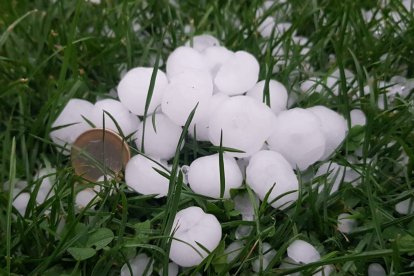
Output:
[71,128,131,182]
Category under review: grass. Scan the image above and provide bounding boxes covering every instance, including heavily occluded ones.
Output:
[0,0,413,275]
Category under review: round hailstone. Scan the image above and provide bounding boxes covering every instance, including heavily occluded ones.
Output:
[75,189,97,209]
[267,108,326,170]
[50,99,93,152]
[350,109,366,127]
[233,192,259,221]
[214,51,260,95]
[337,213,357,234]
[120,253,153,276]
[169,206,222,267]
[117,67,168,116]
[161,70,213,126]
[166,46,210,78]
[89,99,140,137]
[307,105,347,160]
[252,243,277,273]
[135,113,182,160]
[185,34,220,52]
[225,241,244,263]
[209,96,276,158]
[125,155,171,198]
[287,240,321,264]
[368,263,386,276]
[246,150,299,209]
[188,154,243,198]
[13,193,30,216]
[202,46,234,76]
[395,198,414,215]
[189,93,229,141]
[34,168,56,204]
[246,80,288,115]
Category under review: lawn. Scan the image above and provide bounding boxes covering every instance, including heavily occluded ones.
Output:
[1,0,413,275]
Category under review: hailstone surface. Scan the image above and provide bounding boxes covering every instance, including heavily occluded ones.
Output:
[13,193,30,216]
[395,198,414,215]
[314,162,344,195]
[75,189,97,209]
[50,99,93,152]
[209,96,276,158]
[185,34,220,52]
[166,46,210,78]
[225,241,244,263]
[214,51,260,95]
[117,67,168,116]
[267,108,326,170]
[135,113,181,160]
[368,263,386,276]
[161,70,213,126]
[125,155,171,197]
[246,150,299,209]
[34,168,56,204]
[233,192,259,221]
[187,154,243,198]
[252,243,277,272]
[120,253,153,276]
[337,213,357,234]
[169,206,222,267]
[287,240,321,264]
[350,109,366,127]
[202,46,234,76]
[246,79,288,115]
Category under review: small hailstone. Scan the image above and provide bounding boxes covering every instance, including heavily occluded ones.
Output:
[300,77,324,94]
[252,243,277,273]
[287,240,321,264]
[185,34,220,52]
[161,70,213,126]
[235,225,253,239]
[225,241,244,263]
[117,67,169,116]
[350,109,366,127]
[313,265,334,276]
[120,253,153,276]
[13,193,30,216]
[125,155,171,198]
[337,213,357,234]
[135,113,181,160]
[159,262,179,276]
[395,198,414,215]
[209,96,276,158]
[307,105,347,160]
[166,46,210,78]
[50,99,93,152]
[246,150,299,209]
[279,257,300,276]
[75,189,97,209]
[169,206,222,267]
[234,192,259,221]
[34,168,56,204]
[314,162,344,194]
[188,154,243,198]
[267,108,326,170]
[368,263,386,276]
[3,179,28,198]
[214,51,260,95]
[202,46,234,76]
[246,80,288,115]
[328,68,356,95]
[258,17,275,38]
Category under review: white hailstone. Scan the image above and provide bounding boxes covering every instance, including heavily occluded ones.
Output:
[166,46,210,78]
[75,189,97,209]
[34,168,56,204]
[117,67,169,116]
[300,77,324,94]
[125,155,171,198]
[279,257,300,276]
[252,243,277,273]
[135,113,181,160]
[224,241,244,263]
[89,99,140,137]
[189,93,229,141]
[202,46,234,76]
[188,154,243,198]
[161,70,213,126]
[313,265,334,276]
[246,150,299,209]
[3,179,28,198]
[267,108,326,170]
[13,193,30,216]
[185,34,220,52]
[368,263,386,276]
[235,225,253,240]
[350,109,366,127]
[337,213,357,234]
[120,253,153,276]
[258,17,275,38]
[328,68,355,95]
[246,80,288,115]
[395,198,414,215]
[214,51,260,96]
[314,162,344,194]
[287,240,321,264]
[50,99,93,152]
[169,206,222,267]
[234,192,259,221]
[159,262,179,276]
[209,96,276,158]
[307,106,347,160]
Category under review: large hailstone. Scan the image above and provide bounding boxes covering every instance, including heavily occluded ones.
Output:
[246,80,288,115]
[135,113,182,160]
[166,46,210,78]
[187,154,243,198]
[169,206,222,267]
[209,96,276,158]
[214,51,260,95]
[161,70,213,126]
[287,240,321,264]
[120,253,153,276]
[267,108,326,170]
[89,99,140,137]
[202,46,234,76]
[125,155,171,197]
[117,67,168,116]
[307,106,347,160]
[185,34,220,52]
[246,150,299,209]
[50,99,93,152]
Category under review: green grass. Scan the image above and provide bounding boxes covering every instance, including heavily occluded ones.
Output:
[1,0,414,275]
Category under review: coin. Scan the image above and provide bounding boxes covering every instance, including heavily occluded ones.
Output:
[71,128,131,182]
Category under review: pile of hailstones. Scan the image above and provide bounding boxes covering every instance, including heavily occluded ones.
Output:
[10,34,394,275]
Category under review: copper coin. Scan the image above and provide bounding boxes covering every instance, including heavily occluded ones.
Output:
[71,128,131,182]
